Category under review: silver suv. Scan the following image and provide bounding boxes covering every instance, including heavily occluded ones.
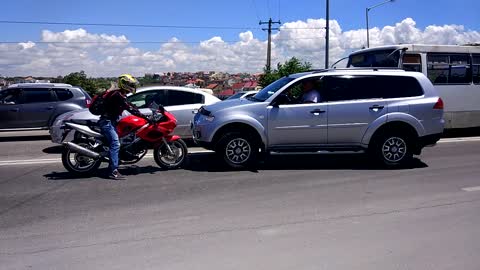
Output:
[192,69,445,168]
[0,83,91,131]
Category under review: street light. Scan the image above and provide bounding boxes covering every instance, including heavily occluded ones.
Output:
[366,0,394,48]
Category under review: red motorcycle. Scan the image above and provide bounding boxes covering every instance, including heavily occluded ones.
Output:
[61,105,188,175]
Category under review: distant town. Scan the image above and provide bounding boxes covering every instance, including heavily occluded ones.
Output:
[0,71,263,99]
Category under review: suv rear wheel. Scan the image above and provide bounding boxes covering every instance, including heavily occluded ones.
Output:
[370,131,413,168]
[217,132,259,169]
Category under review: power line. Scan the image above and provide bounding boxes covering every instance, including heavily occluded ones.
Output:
[0,20,323,31]
[0,37,325,45]
[0,20,257,30]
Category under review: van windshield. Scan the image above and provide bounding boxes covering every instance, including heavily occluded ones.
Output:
[347,49,400,68]
[252,77,295,102]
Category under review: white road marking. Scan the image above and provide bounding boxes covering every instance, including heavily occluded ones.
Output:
[437,136,480,143]
[462,186,480,192]
[0,136,479,166]
[0,149,213,166]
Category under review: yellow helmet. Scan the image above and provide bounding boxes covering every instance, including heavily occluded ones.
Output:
[118,74,139,94]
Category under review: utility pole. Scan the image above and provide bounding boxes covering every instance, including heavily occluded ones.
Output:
[260,18,281,72]
[325,0,329,69]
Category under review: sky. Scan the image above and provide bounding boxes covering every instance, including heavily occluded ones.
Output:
[1,0,479,77]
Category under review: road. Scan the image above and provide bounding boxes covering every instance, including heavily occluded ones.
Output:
[1,135,480,269]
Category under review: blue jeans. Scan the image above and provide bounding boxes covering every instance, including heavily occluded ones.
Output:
[98,118,120,174]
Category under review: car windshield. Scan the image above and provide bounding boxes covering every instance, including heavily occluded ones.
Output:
[347,49,400,68]
[251,77,295,102]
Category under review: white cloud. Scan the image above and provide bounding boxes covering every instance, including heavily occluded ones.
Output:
[0,18,479,77]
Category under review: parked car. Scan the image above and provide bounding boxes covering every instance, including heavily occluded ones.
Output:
[225,90,259,101]
[0,83,91,131]
[192,68,445,168]
[50,86,220,143]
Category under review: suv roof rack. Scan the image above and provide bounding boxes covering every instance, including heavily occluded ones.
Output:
[307,67,404,74]
[8,83,73,88]
[335,67,403,70]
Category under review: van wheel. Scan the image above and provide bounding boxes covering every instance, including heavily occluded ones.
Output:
[370,132,413,168]
[217,132,258,169]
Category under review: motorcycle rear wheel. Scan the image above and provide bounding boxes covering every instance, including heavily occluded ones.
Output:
[61,142,101,175]
[154,139,188,169]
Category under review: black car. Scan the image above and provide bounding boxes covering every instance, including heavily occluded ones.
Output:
[0,83,91,131]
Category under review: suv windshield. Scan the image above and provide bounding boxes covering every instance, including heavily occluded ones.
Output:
[252,77,295,102]
[347,49,400,68]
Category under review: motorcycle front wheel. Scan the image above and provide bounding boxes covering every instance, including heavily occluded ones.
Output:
[154,139,188,169]
[61,142,101,175]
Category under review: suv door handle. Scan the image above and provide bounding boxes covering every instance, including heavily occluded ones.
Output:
[369,105,384,111]
[9,108,19,112]
[310,109,326,115]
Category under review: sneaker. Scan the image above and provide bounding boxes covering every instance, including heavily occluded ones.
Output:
[108,169,126,180]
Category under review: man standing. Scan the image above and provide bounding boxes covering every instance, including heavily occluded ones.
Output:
[98,74,148,180]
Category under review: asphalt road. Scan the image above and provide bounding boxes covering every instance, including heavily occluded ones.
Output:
[1,136,480,269]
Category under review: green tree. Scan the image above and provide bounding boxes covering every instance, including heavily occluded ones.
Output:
[62,71,107,96]
[259,57,312,87]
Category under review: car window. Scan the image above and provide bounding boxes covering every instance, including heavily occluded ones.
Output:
[0,89,21,105]
[324,75,423,102]
[21,88,55,104]
[127,90,167,108]
[254,77,295,102]
[167,90,204,106]
[54,89,74,101]
[324,76,381,102]
[279,77,325,104]
[473,55,480,84]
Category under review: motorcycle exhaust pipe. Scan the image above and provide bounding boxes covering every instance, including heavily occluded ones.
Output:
[63,142,100,159]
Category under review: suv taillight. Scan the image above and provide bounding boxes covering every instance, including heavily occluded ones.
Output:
[85,98,92,108]
[433,97,444,110]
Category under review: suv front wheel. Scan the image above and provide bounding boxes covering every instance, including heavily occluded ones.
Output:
[217,132,259,169]
[370,131,413,168]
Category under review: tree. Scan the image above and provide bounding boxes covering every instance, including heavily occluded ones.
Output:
[259,57,312,87]
[62,71,109,96]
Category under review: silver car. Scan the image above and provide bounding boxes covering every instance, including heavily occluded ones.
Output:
[192,69,445,168]
[50,86,220,143]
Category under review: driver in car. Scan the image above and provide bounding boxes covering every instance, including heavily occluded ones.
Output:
[300,80,322,103]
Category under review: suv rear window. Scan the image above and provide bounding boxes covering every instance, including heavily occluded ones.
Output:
[324,75,423,102]
[54,89,74,101]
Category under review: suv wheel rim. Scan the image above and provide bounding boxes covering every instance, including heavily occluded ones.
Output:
[226,138,251,164]
[382,137,407,163]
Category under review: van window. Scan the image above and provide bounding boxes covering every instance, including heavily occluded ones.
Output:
[402,54,422,72]
[427,53,471,84]
[348,49,400,68]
